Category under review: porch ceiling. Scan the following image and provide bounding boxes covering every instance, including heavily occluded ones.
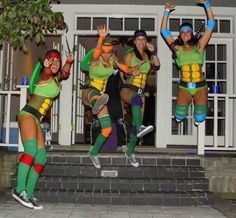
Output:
[55,0,236,7]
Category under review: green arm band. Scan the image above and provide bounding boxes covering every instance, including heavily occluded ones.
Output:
[29,62,43,95]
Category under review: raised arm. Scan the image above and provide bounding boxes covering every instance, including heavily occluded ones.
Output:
[91,25,110,61]
[59,52,74,81]
[160,2,176,51]
[197,0,215,51]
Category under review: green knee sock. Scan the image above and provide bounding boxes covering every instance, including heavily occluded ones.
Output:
[131,105,142,131]
[127,134,138,155]
[91,115,111,156]
[26,147,47,198]
[16,139,38,193]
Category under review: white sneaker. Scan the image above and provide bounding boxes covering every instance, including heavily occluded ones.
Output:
[125,152,139,167]
[29,196,43,210]
[88,152,101,169]
[12,189,34,209]
[92,94,109,114]
[137,125,153,138]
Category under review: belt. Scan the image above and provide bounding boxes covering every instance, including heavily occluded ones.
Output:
[122,84,144,95]
[179,80,206,89]
[22,105,44,122]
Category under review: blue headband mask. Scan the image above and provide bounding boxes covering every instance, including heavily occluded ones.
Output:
[180,26,193,32]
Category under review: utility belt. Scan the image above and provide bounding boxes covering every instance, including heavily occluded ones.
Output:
[179,80,206,89]
[22,104,44,122]
[122,84,144,95]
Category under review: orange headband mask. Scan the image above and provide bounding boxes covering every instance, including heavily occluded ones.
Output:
[101,45,113,53]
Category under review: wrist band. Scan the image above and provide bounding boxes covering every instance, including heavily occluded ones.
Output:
[66,59,73,64]
[203,1,211,9]
[163,10,170,17]
[161,28,171,39]
[207,19,215,30]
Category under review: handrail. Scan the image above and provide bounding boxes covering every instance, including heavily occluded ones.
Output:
[198,93,236,155]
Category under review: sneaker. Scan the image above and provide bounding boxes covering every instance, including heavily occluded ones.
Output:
[125,152,139,167]
[137,125,153,138]
[88,152,101,169]
[12,189,34,209]
[92,94,109,114]
[29,196,43,210]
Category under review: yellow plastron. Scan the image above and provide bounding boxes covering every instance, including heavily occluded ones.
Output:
[90,79,107,93]
[132,73,147,89]
[181,64,202,83]
[38,98,53,116]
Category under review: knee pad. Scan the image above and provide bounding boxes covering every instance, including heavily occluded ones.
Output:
[131,95,143,107]
[194,105,207,122]
[98,115,112,137]
[175,104,188,121]
[101,126,112,138]
[34,147,47,175]
[20,139,38,166]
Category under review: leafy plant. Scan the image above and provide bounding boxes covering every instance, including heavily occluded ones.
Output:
[0,0,67,51]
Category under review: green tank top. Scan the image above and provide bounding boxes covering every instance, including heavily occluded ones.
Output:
[176,46,205,67]
[125,51,151,88]
[129,51,151,73]
[89,60,114,80]
[33,77,61,98]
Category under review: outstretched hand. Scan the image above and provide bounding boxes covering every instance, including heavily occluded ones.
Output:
[97,25,109,37]
[164,2,175,11]
[66,52,74,63]
[44,58,52,68]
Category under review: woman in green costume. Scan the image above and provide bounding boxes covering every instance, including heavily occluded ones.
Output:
[161,0,215,126]
[12,49,74,209]
[120,30,160,167]
[82,25,140,169]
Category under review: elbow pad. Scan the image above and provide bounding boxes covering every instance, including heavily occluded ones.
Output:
[207,19,215,30]
[161,28,171,39]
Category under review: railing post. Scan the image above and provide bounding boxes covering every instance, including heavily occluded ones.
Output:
[17,85,28,152]
[197,121,205,155]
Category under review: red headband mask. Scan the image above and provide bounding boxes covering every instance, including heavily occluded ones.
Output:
[46,51,61,60]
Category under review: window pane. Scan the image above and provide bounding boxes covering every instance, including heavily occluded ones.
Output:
[172,63,179,78]
[194,19,205,33]
[109,18,123,31]
[182,19,192,26]
[125,18,139,31]
[218,81,226,94]
[77,17,91,30]
[169,18,180,32]
[217,63,226,80]
[213,19,218,32]
[220,20,231,33]
[217,44,226,61]
[93,17,107,30]
[141,18,155,31]
[206,63,215,79]
[172,81,178,97]
[206,44,215,61]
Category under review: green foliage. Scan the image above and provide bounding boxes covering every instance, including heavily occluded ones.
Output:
[0,0,67,51]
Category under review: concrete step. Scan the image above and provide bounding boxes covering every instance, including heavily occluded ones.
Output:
[31,188,214,206]
[11,176,209,192]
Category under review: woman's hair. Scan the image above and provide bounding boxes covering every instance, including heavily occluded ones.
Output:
[173,22,201,47]
[133,29,151,60]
